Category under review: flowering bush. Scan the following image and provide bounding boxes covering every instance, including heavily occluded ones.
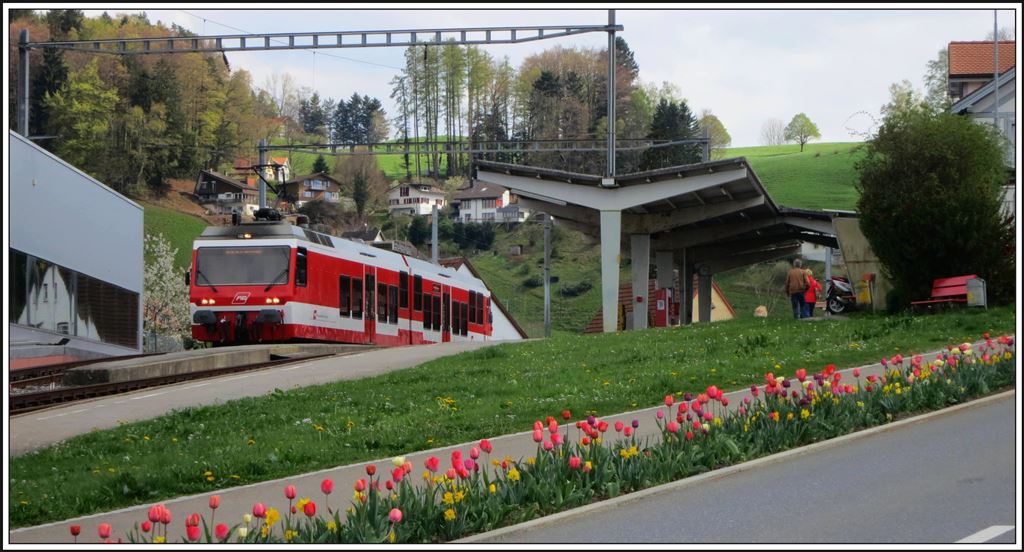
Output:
[87,336,1012,544]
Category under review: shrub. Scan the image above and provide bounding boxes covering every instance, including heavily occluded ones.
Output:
[856,108,1013,305]
[560,281,593,297]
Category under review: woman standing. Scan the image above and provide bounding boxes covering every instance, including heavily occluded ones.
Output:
[803,268,822,318]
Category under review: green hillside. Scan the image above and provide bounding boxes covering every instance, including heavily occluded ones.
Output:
[142,204,207,270]
[725,142,865,211]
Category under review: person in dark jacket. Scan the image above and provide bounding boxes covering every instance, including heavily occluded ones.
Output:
[784,259,809,319]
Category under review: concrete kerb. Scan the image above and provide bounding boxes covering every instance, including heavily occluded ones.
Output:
[457,389,1017,543]
[8,339,1014,543]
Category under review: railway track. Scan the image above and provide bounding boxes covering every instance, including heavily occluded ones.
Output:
[9,353,336,415]
[9,353,160,388]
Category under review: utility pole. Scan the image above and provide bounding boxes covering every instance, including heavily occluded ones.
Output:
[258,138,267,209]
[431,204,439,265]
[18,29,29,137]
[606,9,616,178]
[993,10,1000,132]
[543,213,552,338]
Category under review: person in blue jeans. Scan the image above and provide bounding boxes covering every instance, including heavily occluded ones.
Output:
[785,259,809,319]
[803,268,822,318]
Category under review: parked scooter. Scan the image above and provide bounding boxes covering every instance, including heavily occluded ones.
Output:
[825,276,857,315]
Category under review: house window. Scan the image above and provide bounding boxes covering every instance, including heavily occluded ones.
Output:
[482,212,496,221]
[400,186,410,197]
[482,199,497,208]
[303,191,314,198]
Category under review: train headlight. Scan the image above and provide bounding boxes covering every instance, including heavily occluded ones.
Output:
[272,297,280,304]
[266,297,281,304]
[200,298,216,305]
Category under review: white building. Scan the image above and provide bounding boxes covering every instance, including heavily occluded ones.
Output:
[10,131,143,363]
[388,183,447,216]
[194,170,260,216]
[454,182,531,223]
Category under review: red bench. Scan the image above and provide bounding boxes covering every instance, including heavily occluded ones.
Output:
[910,275,978,310]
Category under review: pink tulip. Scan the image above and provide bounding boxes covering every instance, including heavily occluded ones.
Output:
[568,456,582,470]
[354,478,367,492]
[321,478,334,495]
[706,386,719,399]
[425,456,440,473]
[284,484,297,500]
[656,410,665,419]
[215,523,229,540]
[470,447,480,460]
[148,505,162,524]
[252,503,266,519]
[186,525,201,542]
[703,411,713,421]
[533,420,543,431]
[159,507,172,526]
[853,368,861,377]
[451,450,463,468]
[614,421,624,432]
[667,421,679,433]
[391,467,405,483]
[543,440,554,451]
[464,459,477,471]
[98,523,112,539]
[303,501,316,517]
[664,394,674,407]
[479,439,493,454]
[552,432,563,446]
[532,429,544,442]
[186,513,200,527]
[389,508,403,524]
[446,468,457,481]
[548,419,559,434]
[739,406,747,416]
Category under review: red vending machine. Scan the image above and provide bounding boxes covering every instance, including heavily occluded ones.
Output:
[653,288,675,327]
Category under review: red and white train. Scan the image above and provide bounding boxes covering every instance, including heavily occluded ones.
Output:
[188,221,492,346]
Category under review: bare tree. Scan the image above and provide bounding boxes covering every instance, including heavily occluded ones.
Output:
[760,118,785,146]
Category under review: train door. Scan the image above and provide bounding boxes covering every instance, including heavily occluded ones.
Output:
[441,288,451,343]
[364,267,376,344]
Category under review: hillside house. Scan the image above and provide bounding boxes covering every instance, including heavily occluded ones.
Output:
[194,170,259,216]
[453,181,531,223]
[388,183,447,216]
[282,172,345,208]
[232,156,290,183]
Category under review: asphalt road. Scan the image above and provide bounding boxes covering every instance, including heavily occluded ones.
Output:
[9,340,502,455]
[479,393,1018,544]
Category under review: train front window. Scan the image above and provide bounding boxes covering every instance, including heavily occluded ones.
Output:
[194,246,291,286]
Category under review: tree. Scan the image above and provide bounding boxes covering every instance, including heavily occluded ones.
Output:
[760,118,785,146]
[407,215,430,247]
[922,48,950,111]
[698,109,731,159]
[143,233,190,351]
[881,80,927,118]
[335,150,388,217]
[640,98,701,170]
[783,113,820,152]
[312,154,330,174]
[298,199,346,229]
[855,108,1014,309]
[44,59,119,173]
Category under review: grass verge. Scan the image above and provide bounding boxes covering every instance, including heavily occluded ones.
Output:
[8,307,1014,527]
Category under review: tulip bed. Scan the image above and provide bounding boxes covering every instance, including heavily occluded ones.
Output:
[80,335,1013,544]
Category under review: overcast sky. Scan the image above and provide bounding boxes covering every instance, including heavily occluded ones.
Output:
[76,6,1020,147]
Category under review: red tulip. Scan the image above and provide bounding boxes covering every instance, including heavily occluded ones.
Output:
[796,368,807,382]
[321,478,334,495]
[186,525,201,542]
[678,402,688,413]
[391,467,405,483]
[867,374,878,383]
[664,394,674,407]
[532,429,544,442]
[533,420,543,431]
[186,513,200,527]
[853,368,861,377]
[425,456,440,473]
[624,427,633,437]
[552,432,563,446]
[159,507,172,526]
[470,447,480,460]
[561,409,571,420]
[479,439,493,453]
[208,495,220,510]
[446,468,457,481]
[354,479,367,492]
[546,415,556,426]
[148,505,162,524]
[458,468,470,479]
[252,502,267,519]
[385,480,394,491]
[98,523,112,539]
[451,450,463,468]
[291,506,297,514]
[614,420,624,432]
[284,484,297,500]
[706,386,719,399]
[140,521,151,533]
[303,501,316,517]
[721,397,729,407]
[692,420,702,430]
[215,523,229,540]
[667,421,679,433]
[402,460,413,475]
[366,464,377,476]
[548,419,559,434]
[568,456,582,470]
[581,436,591,446]
[685,431,694,441]
[543,440,554,451]
[70,525,81,537]
[389,508,403,523]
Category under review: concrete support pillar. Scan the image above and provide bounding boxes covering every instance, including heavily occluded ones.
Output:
[697,268,713,323]
[677,248,693,326]
[655,251,674,290]
[630,234,650,330]
[600,210,622,333]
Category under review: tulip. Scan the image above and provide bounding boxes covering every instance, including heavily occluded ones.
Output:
[186,513,200,527]
[392,467,405,483]
[795,368,807,382]
[457,468,470,479]
[692,420,702,430]
[392,456,406,467]
[366,464,377,476]
[631,419,640,429]
[880,357,888,367]
[321,478,334,495]
[470,447,480,460]
[70,525,81,537]
[451,450,463,468]
[532,429,544,442]
[583,461,592,473]
[237,527,249,538]
[215,523,229,540]
[140,521,152,533]
[148,505,162,524]
[389,508,403,524]
[303,501,316,517]
[853,368,861,377]
[867,374,878,383]
[677,414,684,423]
[561,409,572,420]
[354,479,367,492]
[385,480,394,491]
[402,460,413,475]
[656,410,665,419]
[664,394,674,407]
[98,523,112,539]
[243,514,252,524]
[552,432,563,446]
[598,420,609,432]
[548,420,559,434]
[624,427,633,437]
[739,406,747,416]
[464,459,477,471]
[667,421,679,433]
[678,402,688,413]
[750,385,760,397]
[685,430,694,441]
[187,525,201,542]
[568,456,582,470]
[479,439,493,454]
[252,503,267,519]
[706,385,719,398]
[285,484,297,500]
[533,420,543,431]
[587,415,597,426]
[721,397,729,407]
[614,420,624,432]
[581,436,591,446]
[446,468,457,481]
[425,456,440,473]
[160,507,172,526]
[543,440,554,451]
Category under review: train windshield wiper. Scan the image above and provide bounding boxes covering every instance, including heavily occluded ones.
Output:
[264,268,290,292]
[195,269,218,292]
